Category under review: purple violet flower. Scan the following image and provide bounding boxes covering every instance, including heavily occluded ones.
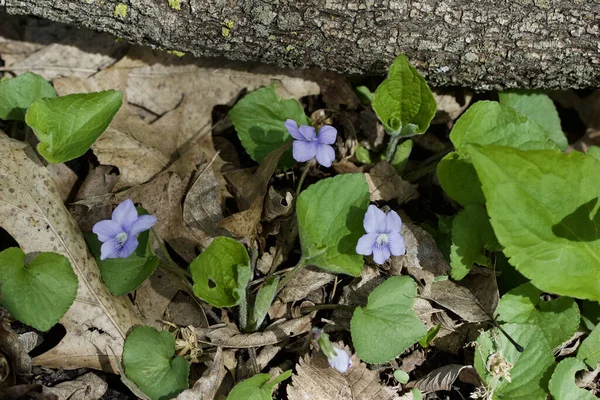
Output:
[356,205,406,265]
[285,119,337,167]
[328,347,353,373]
[92,199,157,260]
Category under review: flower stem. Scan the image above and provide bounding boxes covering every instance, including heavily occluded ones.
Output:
[385,135,401,162]
[151,229,191,279]
[277,260,307,293]
[296,160,314,194]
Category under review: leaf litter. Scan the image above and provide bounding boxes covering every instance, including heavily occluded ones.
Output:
[1,14,598,400]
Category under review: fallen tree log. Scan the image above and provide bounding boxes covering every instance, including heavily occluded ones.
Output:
[3,0,599,89]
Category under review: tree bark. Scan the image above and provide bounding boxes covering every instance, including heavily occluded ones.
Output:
[3,0,599,89]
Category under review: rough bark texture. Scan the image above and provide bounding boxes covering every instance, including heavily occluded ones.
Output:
[3,0,600,89]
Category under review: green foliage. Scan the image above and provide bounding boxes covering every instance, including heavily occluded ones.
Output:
[25,90,123,163]
[587,146,600,162]
[228,84,311,168]
[0,247,78,332]
[495,283,579,348]
[437,101,558,206]
[548,358,596,400]
[355,145,372,164]
[123,326,189,400]
[450,204,500,280]
[86,230,158,296]
[474,323,554,399]
[498,90,567,150]
[296,173,370,276]
[577,323,600,369]
[418,324,441,348]
[0,72,57,121]
[351,276,427,363]
[226,370,292,400]
[391,139,413,173]
[372,55,436,136]
[249,276,279,330]
[394,369,409,384]
[354,85,372,105]
[190,237,251,307]
[469,145,600,301]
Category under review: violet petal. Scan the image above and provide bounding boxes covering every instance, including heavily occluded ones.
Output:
[356,232,378,255]
[385,210,402,233]
[92,219,122,242]
[363,205,386,234]
[111,199,138,230]
[387,232,406,256]
[285,119,304,140]
[372,245,391,265]
[293,140,318,162]
[317,125,337,145]
[129,215,157,236]
[315,144,335,167]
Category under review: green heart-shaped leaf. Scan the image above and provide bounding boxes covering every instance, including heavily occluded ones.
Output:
[190,237,251,307]
[228,84,311,168]
[296,173,370,276]
[0,247,78,332]
[351,276,427,363]
[577,322,600,369]
[25,90,123,164]
[123,326,190,400]
[0,72,57,121]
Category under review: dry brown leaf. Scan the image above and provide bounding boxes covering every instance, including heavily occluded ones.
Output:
[220,143,290,241]
[425,267,498,323]
[133,269,181,329]
[0,318,34,375]
[4,25,124,80]
[167,292,208,328]
[176,347,226,400]
[287,346,401,400]
[365,161,419,204]
[0,133,140,372]
[432,89,472,125]
[44,372,107,400]
[195,315,313,348]
[183,161,229,247]
[46,163,77,203]
[263,187,294,222]
[278,268,335,303]
[0,383,58,400]
[408,364,480,393]
[390,223,450,294]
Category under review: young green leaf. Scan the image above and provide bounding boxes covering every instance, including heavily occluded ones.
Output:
[548,358,596,400]
[499,90,567,150]
[469,145,600,301]
[296,173,370,276]
[227,370,292,400]
[0,247,78,332]
[25,90,123,164]
[495,283,580,348]
[86,229,158,296]
[354,85,372,105]
[372,55,436,136]
[249,276,279,330]
[394,369,410,384]
[123,326,190,400]
[350,276,427,363]
[577,323,600,369]
[450,204,500,280]
[190,237,251,307]
[228,84,311,168]
[0,72,57,121]
[355,145,372,164]
[438,101,559,206]
[418,324,441,348]
[474,323,554,400]
[587,146,600,162]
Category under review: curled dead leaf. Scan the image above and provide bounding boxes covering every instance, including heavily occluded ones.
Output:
[365,161,419,204]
